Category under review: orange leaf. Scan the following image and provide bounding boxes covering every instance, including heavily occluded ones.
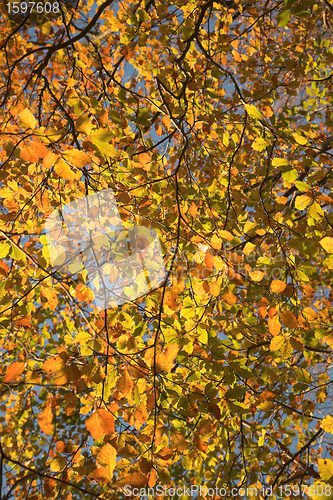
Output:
[43,152,58,169]
[193,431,207,453]
[62,149,91,169]
[96,443,117,480]
[54,159,77,180]
[134,403,149,430]
[116,370,133,395]
[221,288,237,306]
[270,280,287,293]
[205,250,214,269]
[155,344,178,373]
[281,309,298,329]
[138,152,151,164]
[147,468,157,488]
[75,284,95,303]
[189,202,197,217]
[3,361,25,383]
[85,409,115,440]
[38,404,53,435]
[113,471,147,488]
[42,356,66,374]
[268,308,281,336]
[20,141,49,162]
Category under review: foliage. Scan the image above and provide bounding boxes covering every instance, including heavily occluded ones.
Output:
[0,0,333,498]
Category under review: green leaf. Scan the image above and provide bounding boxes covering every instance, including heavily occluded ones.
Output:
[277,10,291,27]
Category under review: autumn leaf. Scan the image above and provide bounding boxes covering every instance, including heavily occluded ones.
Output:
[244,104,263,119]
[116,370,133,395]
[19,109,37,129]
[113,471,147,488]
[270,280,287,293]
[3,361,25,382]
[320,416,333,434]
[20,141,49,162]
[280,309,298,329]
[295,195,311,210]
[62,149,91,169]
[318,458,333,483]
[90,129,118,157]
[75,283,95,303]
[268,308,281,336]
[54,159,77,181]
[96,443,117,481]
[155,344,178,373]
[38,404,53,435]
[320,237,333,254]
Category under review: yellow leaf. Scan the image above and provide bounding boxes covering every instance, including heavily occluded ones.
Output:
[3,361,25,382]
[252,137,270,152]
[302,307,318,322]
[219,230,234,241]
[76,114,93,134]
[211,234,222,250]
[280,309,298,329]
[19,109,37,129]
[96,443,117,480]
[318,458,333,482]
[320,237,333,254]
[270,280,287,293]
[271,158,288,166]
[320,416,333,434]
[244,104,263,119]
[62,149,91,169]
[270,335,285,351]
[50,456,66,472]
[295,195,311,210]
[243,242,256,255]
[293,132,308,145]
[54,159,77,180]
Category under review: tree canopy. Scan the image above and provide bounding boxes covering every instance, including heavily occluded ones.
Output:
[0,0,333,498]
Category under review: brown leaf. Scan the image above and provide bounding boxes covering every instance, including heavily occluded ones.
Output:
[113,471,147,488]
[280,309,298,329]
[193,432,207,453]
[43,477,56,497]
